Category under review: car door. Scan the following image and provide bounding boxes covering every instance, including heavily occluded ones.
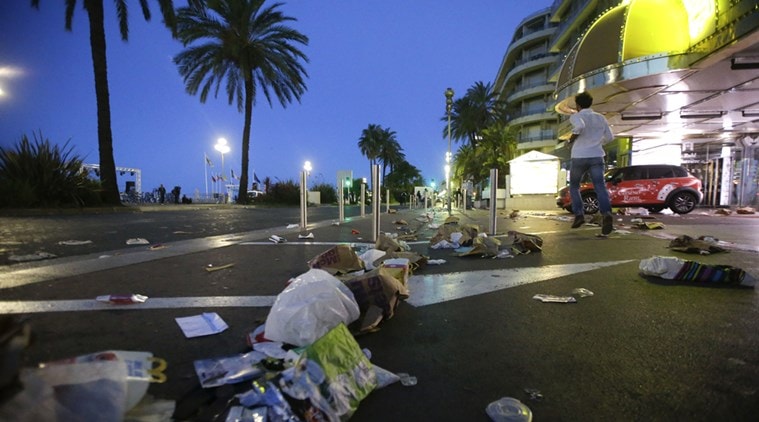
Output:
[608,166,648,205]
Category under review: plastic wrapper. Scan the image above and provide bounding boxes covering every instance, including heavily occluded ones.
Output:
[264,269,360,347]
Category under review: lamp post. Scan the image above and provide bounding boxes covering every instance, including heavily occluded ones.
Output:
[301,161,312,229]
[445,87,454,215]
[214,137,230,202]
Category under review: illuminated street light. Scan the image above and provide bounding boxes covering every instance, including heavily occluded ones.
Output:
[214,137,230,202]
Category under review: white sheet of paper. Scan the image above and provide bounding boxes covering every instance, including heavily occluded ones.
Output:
[175,312,229,338]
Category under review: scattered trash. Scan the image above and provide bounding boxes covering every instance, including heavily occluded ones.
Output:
[668,235,727,255]
[427,259,447,265]
[639,256,756,287]
[343,266,409,332]
[331,221,341,226]
[508,231,543,255]
[715,208,732,215]
[633,222,665,230]
[96,294,148,304]
[57,240,93,246]
[126,238,150,245]
[175,312,229,338]
[508,210,520,219]
[523,388,543,401]
[264,269,360,347]
[193,351,266,388]
[456,235,501,257]
[571,288,594,298]
[486,397,532,422]
[736,207,755,214]
[269,235,287,243]
[287,223,299,229]
[393,219,408,225]
[308,244,366,276]
[205,263,235,272]
[397,372,417,386]
[149,243,167,250]
[8,251,57,262]
[495,249,514,259]
[532,294,577,303]
[351,229,360,235]
[298,232,314,239]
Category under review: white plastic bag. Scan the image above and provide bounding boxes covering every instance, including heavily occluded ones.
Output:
[264,269,360,347]
[639,256,685,279]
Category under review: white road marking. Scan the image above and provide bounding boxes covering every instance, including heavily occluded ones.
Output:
[0,296,276,314]
[406,260,634,307]
[0,260,635,314]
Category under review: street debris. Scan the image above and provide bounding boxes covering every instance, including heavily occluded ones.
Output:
[0,350,167,421]
[96,294,148,304]
[668,235,726,255]
[7,251,57,262]
[269,234,286,243]
[298,232,314,239]
[149,243,167,250]
[507,231,543,255]
[308,244,366,276]
[639,256,757,287]
[57,240,93,246]
[632,221,665,230]
[175,312,229,338]
[524,387,544,401]
[397,372,417,386]
[205,263,235,272]
[736,207,755,214]
[193,351,266,388]
[264,268,360,347]
[572,288,594,297]
[126,238,150,245]
[427,258,447,265]
[486,397,532,422]
[286,223,299,229]
[532,294,577,303]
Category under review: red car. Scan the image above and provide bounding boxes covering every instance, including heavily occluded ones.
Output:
[556,164,703,214]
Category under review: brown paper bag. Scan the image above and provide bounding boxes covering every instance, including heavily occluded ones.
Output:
[308,244,365,275]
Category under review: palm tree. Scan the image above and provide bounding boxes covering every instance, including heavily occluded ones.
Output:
[358,123,384,177]
[445,81,504,149]
[31,0,177,205]
[174,0,309,204]
[377,128,404,181]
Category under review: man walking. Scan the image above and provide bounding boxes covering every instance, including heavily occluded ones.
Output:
[567,92,614,235]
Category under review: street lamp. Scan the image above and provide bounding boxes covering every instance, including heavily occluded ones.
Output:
[214,137,230,202]
[445,87,454,215]
[301,161,312,229]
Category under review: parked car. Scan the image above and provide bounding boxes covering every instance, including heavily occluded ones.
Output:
[556,164,703,214]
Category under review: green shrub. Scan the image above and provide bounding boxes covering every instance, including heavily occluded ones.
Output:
[0,132,102,208]
[313,182,337,204]
[256,179,300,205]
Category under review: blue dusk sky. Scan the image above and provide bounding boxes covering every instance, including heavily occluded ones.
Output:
[0,0,552,196]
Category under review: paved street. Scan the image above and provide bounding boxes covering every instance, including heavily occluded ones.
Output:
[1,205,758,421]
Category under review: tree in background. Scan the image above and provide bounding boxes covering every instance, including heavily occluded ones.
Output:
[445,81,503,150]
[174,0,309,205]
[31,0,177,205]
[358,123,384,179]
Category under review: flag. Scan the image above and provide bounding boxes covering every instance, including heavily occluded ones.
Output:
[211,175,217,182]
[231,169,237,180]
[205,153,213,167]
[254,172,261,184]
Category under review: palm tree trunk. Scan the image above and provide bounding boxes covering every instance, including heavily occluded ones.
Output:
[238,75,254,205]
[85,0,120,205]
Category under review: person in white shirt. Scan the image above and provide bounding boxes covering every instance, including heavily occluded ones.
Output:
[567,92,614,235]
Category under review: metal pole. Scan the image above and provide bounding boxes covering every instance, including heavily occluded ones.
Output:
[360,182,366,217]
[386,188,390,213]
[372,164,381,242]
[300,170,307,229]
[489,168,498,235]
[204,155,208,199]
[445,87,454,215]
[338,178,345,222]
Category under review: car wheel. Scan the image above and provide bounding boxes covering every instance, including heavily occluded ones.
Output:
[581,193,599,214]
[646,206,664,213]
[668,191,697,214]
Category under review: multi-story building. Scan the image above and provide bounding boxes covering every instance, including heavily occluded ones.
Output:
[495,0,759,208]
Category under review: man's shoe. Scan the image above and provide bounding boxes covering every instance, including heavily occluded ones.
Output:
[571,215,585,228]
[602,214,613,235]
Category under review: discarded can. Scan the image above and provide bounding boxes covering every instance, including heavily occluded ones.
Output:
[96,294,148,304]
[486,397,532,422]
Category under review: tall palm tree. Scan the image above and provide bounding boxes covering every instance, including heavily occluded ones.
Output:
[445,81,504,150]
[377,128,404,181]
[358,123,384,178]
[31,0,177,205]
[174,0,309,204]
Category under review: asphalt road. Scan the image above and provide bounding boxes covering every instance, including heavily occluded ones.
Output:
[1,205,758,421]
